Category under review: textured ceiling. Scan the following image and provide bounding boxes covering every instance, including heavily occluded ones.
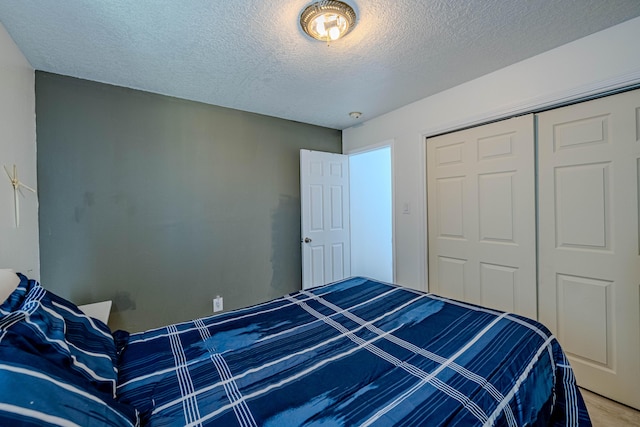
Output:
[1,1,640,130]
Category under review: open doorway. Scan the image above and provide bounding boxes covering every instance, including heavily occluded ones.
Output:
[349,145,393,283]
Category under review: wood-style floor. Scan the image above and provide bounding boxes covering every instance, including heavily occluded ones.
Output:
[580,388,640,426]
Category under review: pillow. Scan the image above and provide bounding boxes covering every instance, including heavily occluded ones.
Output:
[0,269,19,307]
[0,345,138,426]
[0,274,139,424]
[0,274,120,396]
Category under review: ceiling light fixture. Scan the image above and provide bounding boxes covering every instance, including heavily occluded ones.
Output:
[300,1,356,44]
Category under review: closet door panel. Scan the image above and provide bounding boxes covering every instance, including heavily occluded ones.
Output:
[554,163,610,249]
[427,114,536,318]
[538,88,640,410]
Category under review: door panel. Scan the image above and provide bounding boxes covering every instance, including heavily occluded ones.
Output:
[538,89,640,409]
[556,274,611,366]
[479,262,517,313]
[555,163,610,249]
[478,172,514,242]
[437,256,466,300]
[436,177,465,238]
[300,149,350,289]
[427,114,537,318]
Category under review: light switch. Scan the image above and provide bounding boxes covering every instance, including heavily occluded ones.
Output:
[213,296,223,312]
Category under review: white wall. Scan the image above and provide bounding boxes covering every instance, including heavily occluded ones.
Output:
[343,17,640,291]
[0,22,39,277]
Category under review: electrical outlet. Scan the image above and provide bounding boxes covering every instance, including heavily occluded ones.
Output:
[213,296,223,312]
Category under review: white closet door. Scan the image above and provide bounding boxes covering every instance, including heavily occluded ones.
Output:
[538,89,640,410]
[427,114,536,318]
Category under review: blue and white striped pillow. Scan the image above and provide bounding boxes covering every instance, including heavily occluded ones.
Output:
[0,274,139,425]
[1,274,119,395]
[0,345,138,426]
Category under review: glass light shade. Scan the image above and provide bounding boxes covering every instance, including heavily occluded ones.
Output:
[300,1,356,42]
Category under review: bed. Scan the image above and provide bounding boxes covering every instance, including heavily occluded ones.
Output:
[0,273,591,426]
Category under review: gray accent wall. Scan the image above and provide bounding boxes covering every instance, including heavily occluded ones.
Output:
[36,72,341,332]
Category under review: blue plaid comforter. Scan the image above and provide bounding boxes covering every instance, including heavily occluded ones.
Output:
[116,277,591,426]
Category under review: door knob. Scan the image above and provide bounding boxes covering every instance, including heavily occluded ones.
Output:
[304,237,312,243]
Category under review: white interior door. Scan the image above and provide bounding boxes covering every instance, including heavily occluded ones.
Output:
[427,114,537,318]
[300,149,350,289]
[538,89,640,409]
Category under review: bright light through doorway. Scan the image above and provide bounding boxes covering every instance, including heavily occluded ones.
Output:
[349,146,393,283]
